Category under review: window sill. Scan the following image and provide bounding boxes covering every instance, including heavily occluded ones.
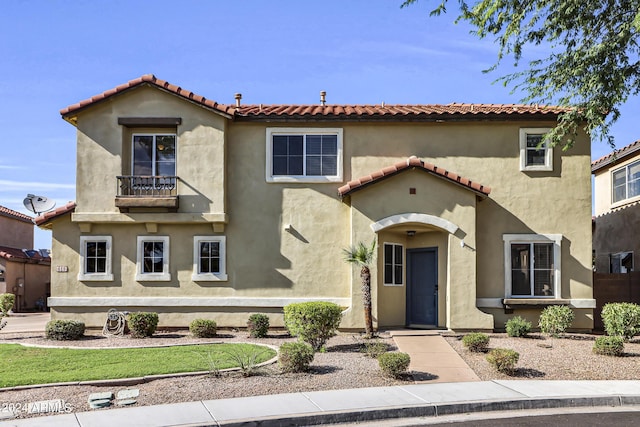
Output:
[383,283,404,287]
[192,273,228,282]
[610,195,640,210]
[503,298,571,308]
[520,165,553,172]
[135,273,171,282]
[267,176,342,183]
[78,274,114,282]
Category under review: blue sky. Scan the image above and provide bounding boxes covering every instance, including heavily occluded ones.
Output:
[1,1,637,249]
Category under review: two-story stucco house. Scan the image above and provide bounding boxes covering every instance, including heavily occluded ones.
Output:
[592,140,640,273]
[36,75,594,331]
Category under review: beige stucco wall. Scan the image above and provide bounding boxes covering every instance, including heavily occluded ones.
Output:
[51,86,592,330]
[0,216,34,249]
[1,260,49,311]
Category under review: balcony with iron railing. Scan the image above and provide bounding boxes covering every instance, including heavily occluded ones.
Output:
[115,176,180,211]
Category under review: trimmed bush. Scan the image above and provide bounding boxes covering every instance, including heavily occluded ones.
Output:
[506,316,532,337]
[278,342,315,373]
[462,332,490,352]
[538,305,574,337]
[247,313,270,338]
[127,312,159,338]
[190,319,217,338]
[283,301,342,351]
[363,339,388,358]
[601,302,640,341]
[45,320,85,341]
[378,352,411,378]
[593,336,625,356]
[486,348,519,374]
[0,293,15,316]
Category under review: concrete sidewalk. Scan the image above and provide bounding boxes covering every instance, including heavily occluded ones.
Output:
[2,380,640,426]
[0,312,49,334]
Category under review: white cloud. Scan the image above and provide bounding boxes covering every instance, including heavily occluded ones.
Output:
[0,180,75,191]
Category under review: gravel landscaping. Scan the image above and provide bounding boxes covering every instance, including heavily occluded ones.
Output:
[2,329,640,420]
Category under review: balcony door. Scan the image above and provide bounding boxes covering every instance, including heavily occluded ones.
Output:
[132,134,176,177]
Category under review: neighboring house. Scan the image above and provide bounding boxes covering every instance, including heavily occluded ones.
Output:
[36,75,594,331]
[592,140,640,273]
[0,206,51,311]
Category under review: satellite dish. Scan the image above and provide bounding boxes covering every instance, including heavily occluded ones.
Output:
[23,194,56,215]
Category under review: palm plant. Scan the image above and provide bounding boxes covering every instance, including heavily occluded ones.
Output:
[343,240,376,338]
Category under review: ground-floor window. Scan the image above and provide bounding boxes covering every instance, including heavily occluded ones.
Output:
[79,236,113,281]
[192,236,227,281]
[136,236,170,281]
[384,243,403,286]
[503,234,561,298]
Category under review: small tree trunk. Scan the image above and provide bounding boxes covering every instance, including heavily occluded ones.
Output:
[361,266,373,337]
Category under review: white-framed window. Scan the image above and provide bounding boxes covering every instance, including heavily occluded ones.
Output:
[132,134,176,176]
[384,243,403,286]
[192,236,227,281]
[136,236,170,281]
[503,234,561,298]
[519,128,553,171]
[612,160,640,203]
[266,127,343,182]
[611,251,633,273]
[79,236,113,281]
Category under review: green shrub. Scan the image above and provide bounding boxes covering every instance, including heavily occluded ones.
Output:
[127,312,159,338]
[601,303,640,341]
[486,348,519,373]
[506,316,532,337]
[378,352,411,378]
[189,319,217,338]
[538,305,574,337]
[45,320,85,341]
[247,313,270,338]
[278,342,315,373]
[283,301,342,351]
[0,293,15,316]
[593,336,625,356]
[363,339,388,358]
[462,332,490,352]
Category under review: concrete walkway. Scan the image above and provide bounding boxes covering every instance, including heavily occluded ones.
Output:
[0,312,49,334]
[389,330,480,383]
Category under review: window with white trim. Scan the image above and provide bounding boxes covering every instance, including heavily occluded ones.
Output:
[266,128,343,182]
[612,160,640,203]
[503,234,561,298]
[611,251,633,273]
[384,243,403,286]
[136,236,170,281]
[79,236,113,281]
[192,236,227,281]
[519,128,553,171]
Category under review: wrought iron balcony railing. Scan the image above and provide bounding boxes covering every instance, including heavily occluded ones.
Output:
[116,176,179,197]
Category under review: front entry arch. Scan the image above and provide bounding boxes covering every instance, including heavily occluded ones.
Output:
[406,247,438,327]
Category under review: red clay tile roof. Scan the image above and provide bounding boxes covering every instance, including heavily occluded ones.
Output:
[592,140,640,173]
[0,206,33,224]
[60,75,236,119]
[235,103,568,121]
[338,156,491,197]
[34,202,76,227]
[61,74,568,123]
[0,245,50,262]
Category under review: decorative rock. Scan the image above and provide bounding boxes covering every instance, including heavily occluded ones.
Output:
[88,391,114,402]
[89,399,112,409]
[116,399,137,406]
[116,389,140,400]
[0,408,16,420]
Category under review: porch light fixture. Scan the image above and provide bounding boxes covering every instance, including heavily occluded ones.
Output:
[406,230,416,237]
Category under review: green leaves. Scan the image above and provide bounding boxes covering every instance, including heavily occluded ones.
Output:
[402,0,640,148]
[342,240,376,267]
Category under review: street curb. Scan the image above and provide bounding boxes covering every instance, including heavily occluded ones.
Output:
[214,395,640,427]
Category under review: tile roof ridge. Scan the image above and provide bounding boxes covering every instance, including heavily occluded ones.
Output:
[591,139,640,169]
[34,201,76,226]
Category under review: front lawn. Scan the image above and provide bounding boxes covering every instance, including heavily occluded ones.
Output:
[0,343,275,387]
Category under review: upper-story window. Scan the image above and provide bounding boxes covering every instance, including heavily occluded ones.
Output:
[519,128,552,171]
[266,128,343,182]
[612,159,640,203]
[132,134,176,177]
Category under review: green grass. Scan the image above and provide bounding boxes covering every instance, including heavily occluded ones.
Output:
[0,343,276,387]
